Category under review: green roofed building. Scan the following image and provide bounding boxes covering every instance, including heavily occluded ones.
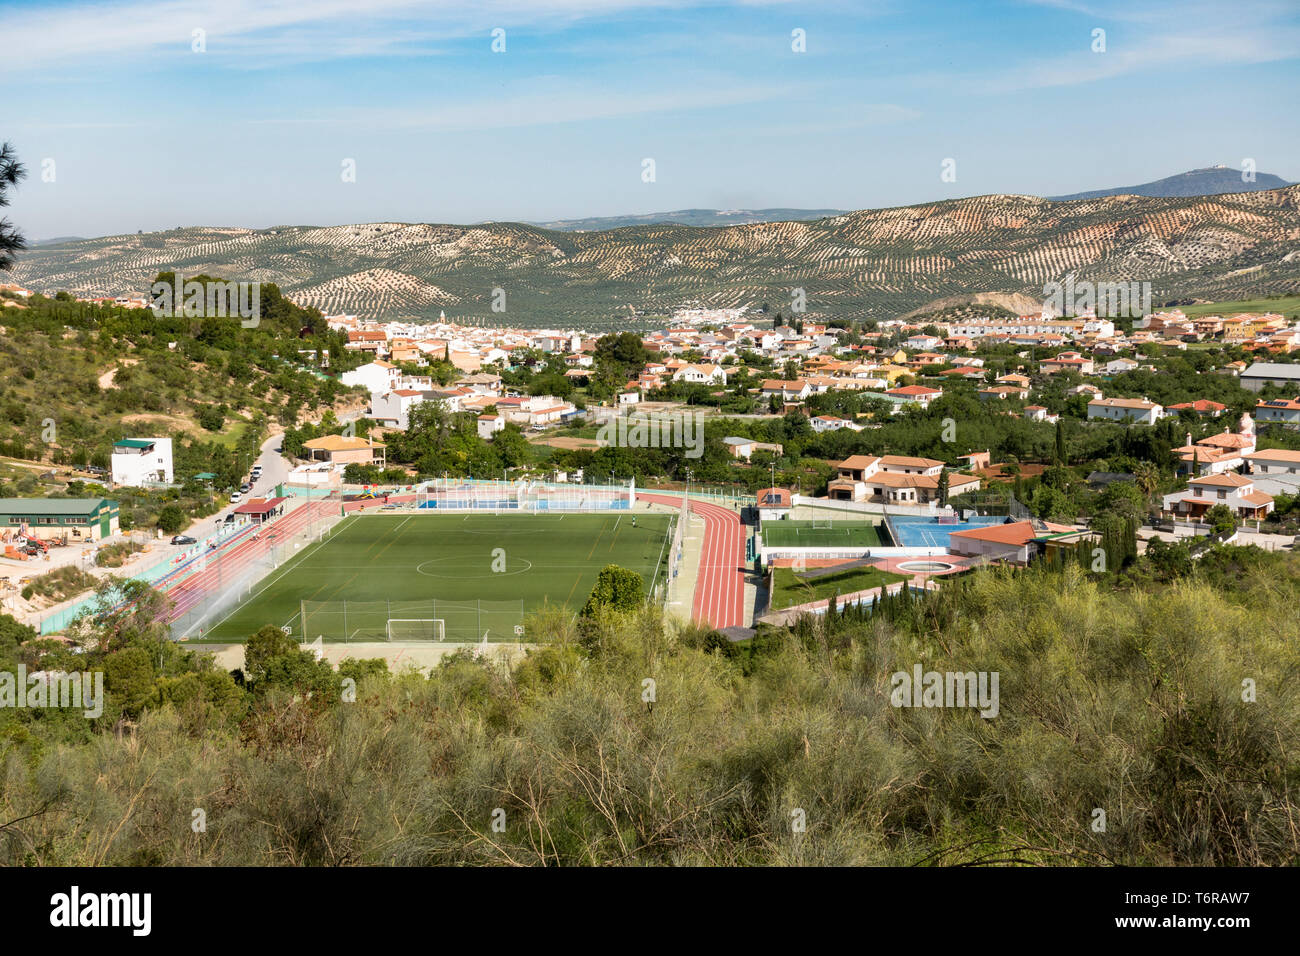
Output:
[0,498,120,542]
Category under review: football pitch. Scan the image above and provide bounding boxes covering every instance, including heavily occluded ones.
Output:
[200,512,672,642]
[761,519,885,549]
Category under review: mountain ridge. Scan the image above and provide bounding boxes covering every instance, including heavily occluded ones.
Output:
[13,185,1300,329]
[523,208,849,231]
[1050,164,1293,202]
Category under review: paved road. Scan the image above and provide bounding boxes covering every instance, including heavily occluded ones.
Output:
[185,433,292,538]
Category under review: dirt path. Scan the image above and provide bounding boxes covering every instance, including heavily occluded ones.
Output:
[528,435,600,450]
[97,357,138,390]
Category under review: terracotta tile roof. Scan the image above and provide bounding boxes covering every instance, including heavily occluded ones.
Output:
[949,519,1073,546]
[1246,448,1300,462]
[1188,473,1252,487]
[880,454,944,468]
[837,454,881,470]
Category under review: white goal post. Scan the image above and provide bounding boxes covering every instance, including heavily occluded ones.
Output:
[385,619,446,642]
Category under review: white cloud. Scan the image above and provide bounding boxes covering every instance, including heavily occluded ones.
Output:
[0,0,778,71]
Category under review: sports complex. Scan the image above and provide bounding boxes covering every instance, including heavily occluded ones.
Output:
[132,479,731,645]
[202,511,673,642]
[41,476,1023,647]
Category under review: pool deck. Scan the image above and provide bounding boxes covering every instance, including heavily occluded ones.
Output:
[869,554,982,578]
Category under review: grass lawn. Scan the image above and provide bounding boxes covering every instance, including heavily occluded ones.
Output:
[762,519,885,548]
[1168,296,1300,321]
[200,512,672,642]
[770,564,907,610]
[211,419,250,449]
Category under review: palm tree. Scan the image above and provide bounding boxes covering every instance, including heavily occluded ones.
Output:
[1132,461,1160,503]
[0,142,27,271]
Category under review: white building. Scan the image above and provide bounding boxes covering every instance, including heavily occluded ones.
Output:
[369,389,426,430]
[111,438,173,486]
[1161,473,1275,521]
[672,363,727,385]
[477,414,505,440]
[341,360,401,395]
[1245,448,1300,475]
[1086,396,1162,425]
[810,415,861,433]
[1255,397,1300,427]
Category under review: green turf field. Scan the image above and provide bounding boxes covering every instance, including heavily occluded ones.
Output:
[761,519,885,549]
[770,565,907,610]
[1166,296,1300,321]
[201,512,672,642]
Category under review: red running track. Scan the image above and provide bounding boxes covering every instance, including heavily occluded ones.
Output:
[638,493,746,629]
[163,495,411,629]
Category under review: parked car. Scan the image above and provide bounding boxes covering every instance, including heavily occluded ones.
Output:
[239,483,251,493]
[230,492,243,504]
[170,535,197,546]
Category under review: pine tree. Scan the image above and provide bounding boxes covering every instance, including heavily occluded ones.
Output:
[0,142,27,271]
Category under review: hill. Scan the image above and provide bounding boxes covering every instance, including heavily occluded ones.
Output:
[0,284,358,494]
[528,208,848,230]
[11,186,1300,329]
[897,292,1048,322]
[1050,165,1293,201]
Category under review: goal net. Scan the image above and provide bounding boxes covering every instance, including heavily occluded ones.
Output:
[385,619,445,642]
[811,516,833,529]
[300,598,524,643]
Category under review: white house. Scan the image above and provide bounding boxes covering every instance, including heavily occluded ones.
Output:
[905,334,943,350]
[1161,473,1274,521]
[761,379,812,403]
[672,363,727,385]
[1245,448,1300,475]
[1255,397,1300,427]
[722,437,784,460]
[369,389,426,430]
[826,454,979,505]
[1086,396,1162,425]
[341,360,401,395]
[810,415,862,433]
[111,438,173,486]
[477,414,505,440]
[885,385,943,410]
[494,395,576,427]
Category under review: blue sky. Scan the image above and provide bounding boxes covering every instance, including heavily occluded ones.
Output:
[3,0,1298,239]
